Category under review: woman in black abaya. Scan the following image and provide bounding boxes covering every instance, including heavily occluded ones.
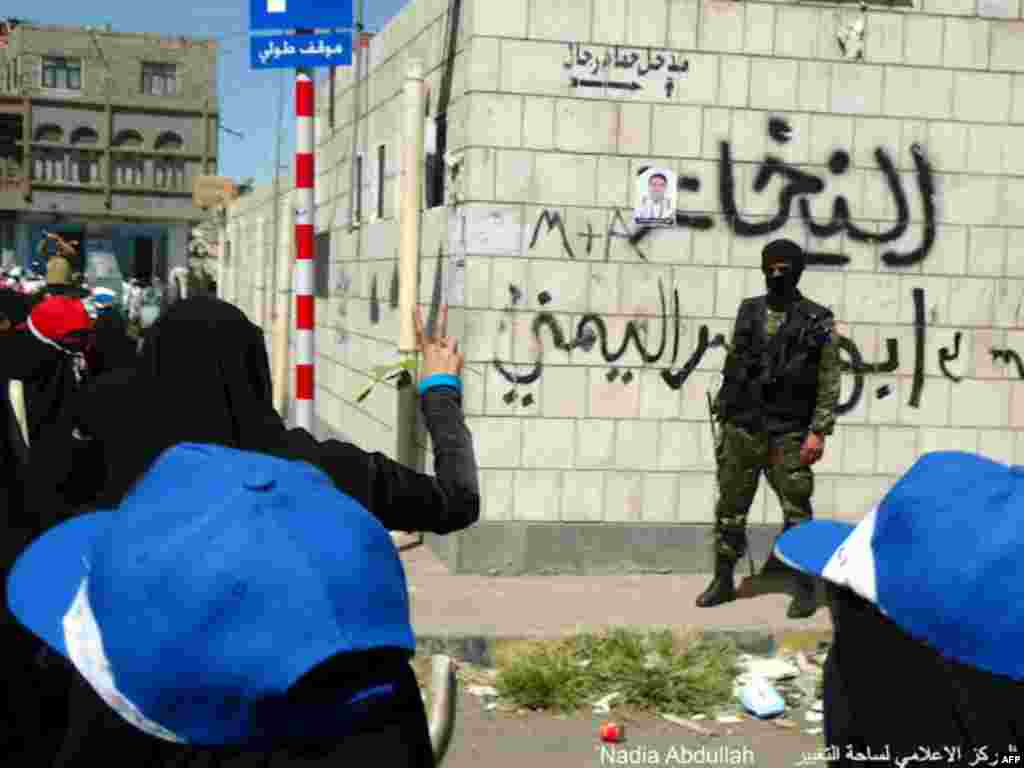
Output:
[43,296,478,767]
[823,584,1023,766]
[0,288,73,766]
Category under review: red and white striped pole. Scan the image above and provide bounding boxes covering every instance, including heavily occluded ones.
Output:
[294,67,315,432]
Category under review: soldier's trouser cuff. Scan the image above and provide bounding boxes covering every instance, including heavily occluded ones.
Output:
[715,525,748,561]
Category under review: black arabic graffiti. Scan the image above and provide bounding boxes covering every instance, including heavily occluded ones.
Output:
[938,331,962,383]
[991,348,1024,379]
[564,42,689,94]
[627,123,936,268]
[494,284,931,414]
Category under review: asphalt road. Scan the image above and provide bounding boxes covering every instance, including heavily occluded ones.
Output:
[440,689,827,768]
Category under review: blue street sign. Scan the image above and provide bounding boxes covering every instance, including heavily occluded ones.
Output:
[249,0,353,31]
[251,32,352,69]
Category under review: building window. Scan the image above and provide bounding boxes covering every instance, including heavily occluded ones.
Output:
[32,149,66,181]
[328,67,335,129]
[142,63,178,96]
[154,131,184,151]
[68,151,98,184]
[115,158,144,186]
[314,230,329,298]
[33,124,63,143]
[154,158,185,189]
[112,129,144,148]
[425,115,441,209]
[42,57,82,90]
[70,126,98,145]
[49,151,65,181]
[376,144,385,219]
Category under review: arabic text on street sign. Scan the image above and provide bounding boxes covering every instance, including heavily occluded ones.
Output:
[249,0,354,31]
[250,33,353,69]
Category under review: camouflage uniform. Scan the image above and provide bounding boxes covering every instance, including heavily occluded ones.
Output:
[712,306,841,562]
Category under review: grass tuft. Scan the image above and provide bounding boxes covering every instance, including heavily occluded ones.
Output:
[493,628,740,715]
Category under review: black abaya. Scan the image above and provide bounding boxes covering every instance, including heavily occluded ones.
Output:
[0,289,71,767]
[823,585,1023,766]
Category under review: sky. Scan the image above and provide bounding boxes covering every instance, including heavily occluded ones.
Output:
[5,0,408,186]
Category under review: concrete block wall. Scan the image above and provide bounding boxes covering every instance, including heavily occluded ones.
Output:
[226,0,1024,573]
[451,0,1024,535]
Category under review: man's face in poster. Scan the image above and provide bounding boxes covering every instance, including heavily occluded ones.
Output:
[648,174,667,202]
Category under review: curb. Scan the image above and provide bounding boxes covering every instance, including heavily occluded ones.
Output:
[415,627,833,667]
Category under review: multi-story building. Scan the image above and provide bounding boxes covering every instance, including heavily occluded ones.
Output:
[0,18,219,284]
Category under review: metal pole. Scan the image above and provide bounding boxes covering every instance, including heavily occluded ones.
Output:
[270,67,284,323]
[270,69,290,417]
[294,61,315,432]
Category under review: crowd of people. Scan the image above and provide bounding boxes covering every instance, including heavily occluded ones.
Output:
[0,233,1020,766]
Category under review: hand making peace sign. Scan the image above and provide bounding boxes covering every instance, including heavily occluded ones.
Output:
[415,304,464,380]
[44,231,79,257]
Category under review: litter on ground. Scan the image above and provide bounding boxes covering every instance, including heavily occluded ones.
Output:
[740,658,800,681]
[592,692,621,714]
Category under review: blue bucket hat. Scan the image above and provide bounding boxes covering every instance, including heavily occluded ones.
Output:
[775,451,1024,681]
[6,443,416,745]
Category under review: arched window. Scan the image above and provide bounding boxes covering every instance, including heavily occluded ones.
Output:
[113,130,144,186]
[111,129,144,147]
[154,131,184,151]
[68,127,100,184]
[33,124,63,143]
[69,127,99,145]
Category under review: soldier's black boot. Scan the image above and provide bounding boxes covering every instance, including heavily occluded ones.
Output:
[787,572,817,618]
[696,555,737,607]
[761,552,789,575]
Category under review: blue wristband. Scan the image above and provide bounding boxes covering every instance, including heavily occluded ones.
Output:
[418,374,462,395]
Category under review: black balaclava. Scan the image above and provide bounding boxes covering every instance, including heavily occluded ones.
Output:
[762,238,805,309]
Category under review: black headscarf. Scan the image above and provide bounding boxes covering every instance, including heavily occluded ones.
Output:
[89,309,137,375]
[74,296,286,509]
[824,584,1023,766]
[0,289,33,328]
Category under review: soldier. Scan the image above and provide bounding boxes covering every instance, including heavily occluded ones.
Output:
[697,238,841,619]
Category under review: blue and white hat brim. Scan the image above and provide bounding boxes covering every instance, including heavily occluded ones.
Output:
[7,510,111,658]
[7,510,187,742]
[774,506,882,606]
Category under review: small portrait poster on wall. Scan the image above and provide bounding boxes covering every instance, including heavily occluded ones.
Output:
[633,167,676,227]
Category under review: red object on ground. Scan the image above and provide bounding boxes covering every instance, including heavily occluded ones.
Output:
[599,722,624,742]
